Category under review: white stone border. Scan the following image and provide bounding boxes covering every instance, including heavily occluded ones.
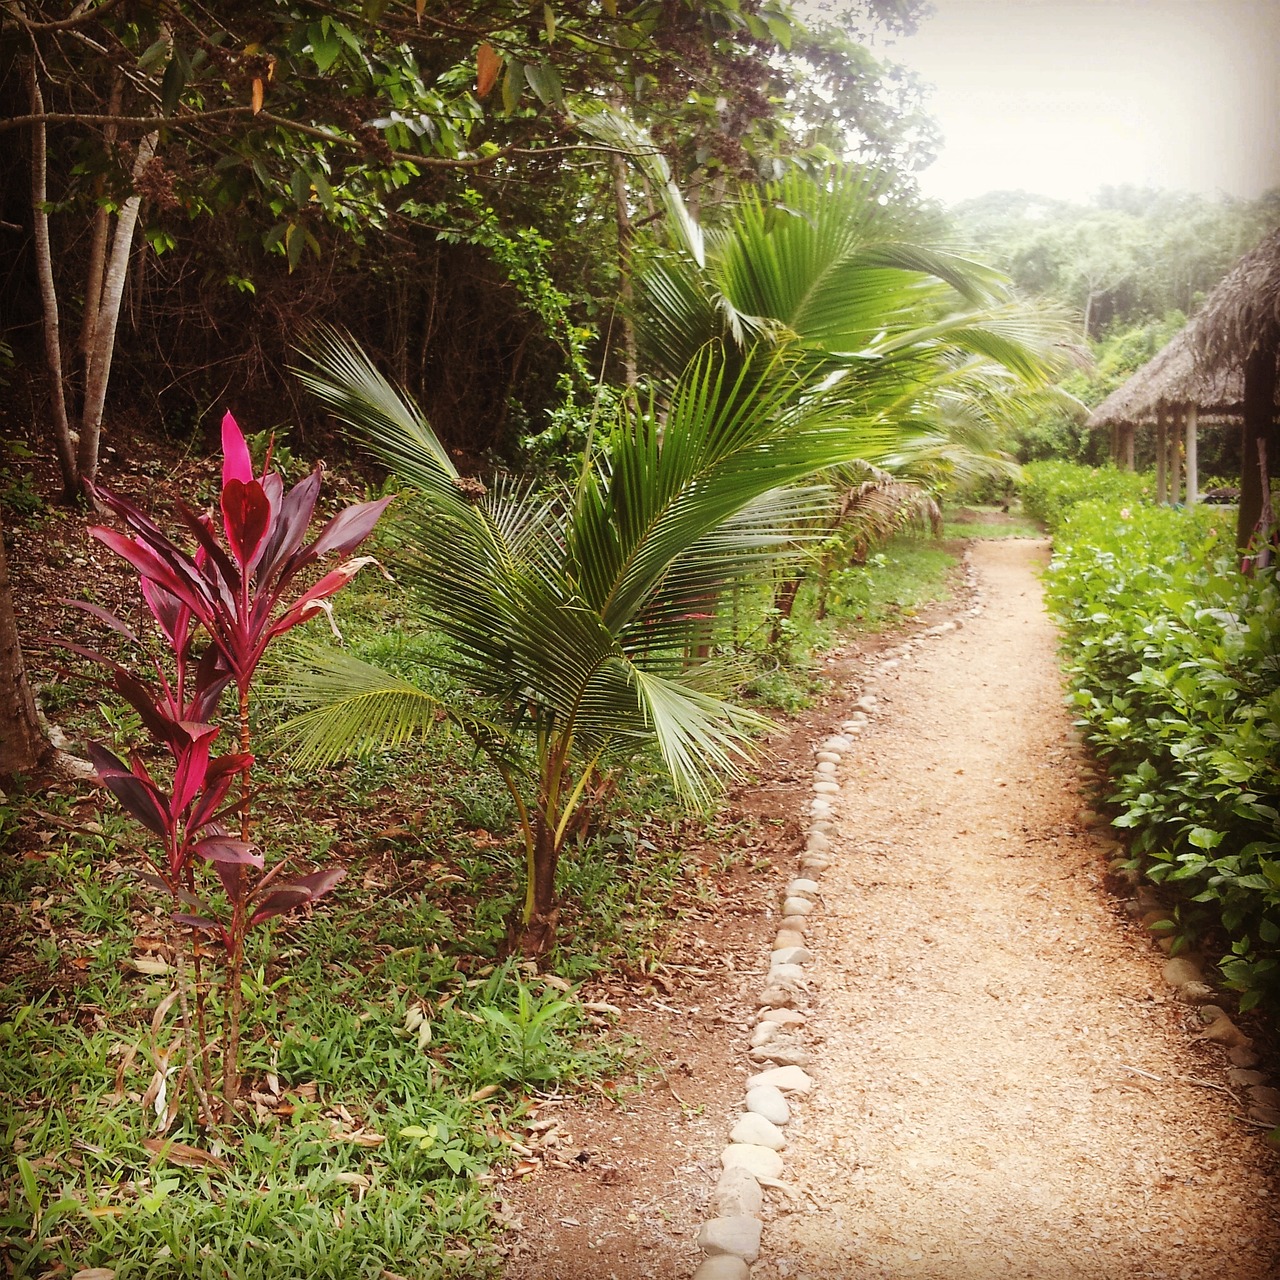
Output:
[689,552,985,1278]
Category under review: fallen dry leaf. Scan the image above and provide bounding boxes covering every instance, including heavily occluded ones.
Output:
[141,1138,230,1172]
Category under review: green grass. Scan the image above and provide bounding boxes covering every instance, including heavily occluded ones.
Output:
[6,509,961,1277]
[736,533,959,711]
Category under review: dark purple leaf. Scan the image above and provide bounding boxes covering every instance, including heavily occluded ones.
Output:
[312,495,394,558]
[195,835,263,868]
[86,742,171,838]
[249,865,345,927]
[112,669,184,748]
[172,912,221,932]
[172,502,241,604]
[254,468,321,585]
[138,578,187,650]
[133,869,173,895]
[90,528,213,627]
[221,479,271,569]
[213,858,246,904]
[62,599,142,647]
[187,753,251,832]
[190,645,234,720]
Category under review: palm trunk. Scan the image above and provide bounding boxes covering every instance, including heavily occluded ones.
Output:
[515,811,560,957]
[27,67,77,501]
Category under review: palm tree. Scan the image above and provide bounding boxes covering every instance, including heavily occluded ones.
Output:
[279,331,892,954]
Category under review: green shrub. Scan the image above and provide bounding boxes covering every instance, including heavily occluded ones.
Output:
[1045,499,1280,1009]
[1020,460,1153,531]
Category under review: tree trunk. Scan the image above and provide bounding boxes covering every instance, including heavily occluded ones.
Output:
[0,508,52,780]
[1238,343,1278,551]
[769,576,803,646]
[610,147,638,387]
[27,67,77,501]
[77,130,158,492]
[79,73,125,393]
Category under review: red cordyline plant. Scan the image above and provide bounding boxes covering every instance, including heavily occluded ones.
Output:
[71,413,391,1114]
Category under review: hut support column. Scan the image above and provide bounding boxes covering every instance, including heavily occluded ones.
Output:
[1238,343,1278,549]
[1155,410,1168,504]
[1184,405,1198,505]
[1122,424,1135,470]
[1166,421,1181,505]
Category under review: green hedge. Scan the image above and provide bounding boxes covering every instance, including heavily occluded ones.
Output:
[1044,490,1280,1010]
[1021,460,1153,531]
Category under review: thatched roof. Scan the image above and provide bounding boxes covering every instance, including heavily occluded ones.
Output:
[1192,226,1280,367]
[1086,327,1243,429]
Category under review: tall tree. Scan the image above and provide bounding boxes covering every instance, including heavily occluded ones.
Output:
[0,507,51,779]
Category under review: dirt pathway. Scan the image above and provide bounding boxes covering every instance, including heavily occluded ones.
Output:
[761,538,1280,1280]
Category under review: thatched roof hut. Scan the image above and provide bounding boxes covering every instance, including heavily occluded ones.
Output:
[1190,227,1280,547]
[1086,328,1243,431]
[1084,227,1280,539]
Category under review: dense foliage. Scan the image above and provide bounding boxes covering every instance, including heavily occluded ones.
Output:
[1019,460,1152,530]
[1033,465,1280,1011]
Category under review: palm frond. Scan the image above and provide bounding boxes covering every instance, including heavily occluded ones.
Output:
[276,650,511,768]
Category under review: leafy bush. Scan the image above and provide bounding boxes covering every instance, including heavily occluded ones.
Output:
[1020,460,1153,531]
[1045,498,1280,1009]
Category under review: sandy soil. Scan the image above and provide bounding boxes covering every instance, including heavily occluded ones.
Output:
[760,538,1280,1280]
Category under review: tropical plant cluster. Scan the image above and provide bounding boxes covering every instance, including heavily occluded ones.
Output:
[1033,464,1280,1011]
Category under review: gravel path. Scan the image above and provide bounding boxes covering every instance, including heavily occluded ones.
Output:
[758,538,1280,1280]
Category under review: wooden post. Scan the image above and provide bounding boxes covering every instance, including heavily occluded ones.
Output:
[1110,424,1119,465]
[1184,404,1198,505]
[1155,410,1168,504]
[1166,415,1181,505]
[1122,423,1136,471]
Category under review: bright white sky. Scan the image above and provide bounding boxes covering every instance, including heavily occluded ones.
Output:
[879,0,1280,205]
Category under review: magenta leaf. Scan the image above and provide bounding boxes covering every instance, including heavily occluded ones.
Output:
[171,726,219,815]
[86,742,171,839]
[249,866,346,928]
[195,835,264,869]
[186,752,252,832]
[221,411,254,487]
[267,557,374,642]
[220,479,272,569]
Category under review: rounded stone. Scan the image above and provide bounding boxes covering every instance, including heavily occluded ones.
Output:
[787,878,821,900]
[771,945,813,966]
[814,751,841,765]
[747,1064,814,1093]
[730,1111,787,1150]
[805,831,832,853]
[693,1254,751,1280]
[756,986,798,1009]
[721,1143,784,1180]
[746,1085,791,1125]
[1229,1045,1261,1068]
[809,799,833,817]
[812,780,840,795]
[799,857,831,875]
[773,928,806,950]
[749,1042,809,1068]
[821,735,852,752]
[782,896,814,917]
[714,1166,763,1218]
[1162,957,1203,988]
[766,963,806,986]
[750,1022,779,1048]
[814,761,837,777]
[758,1007,806,1028]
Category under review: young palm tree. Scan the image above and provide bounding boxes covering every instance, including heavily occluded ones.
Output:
[280,332,894,953]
